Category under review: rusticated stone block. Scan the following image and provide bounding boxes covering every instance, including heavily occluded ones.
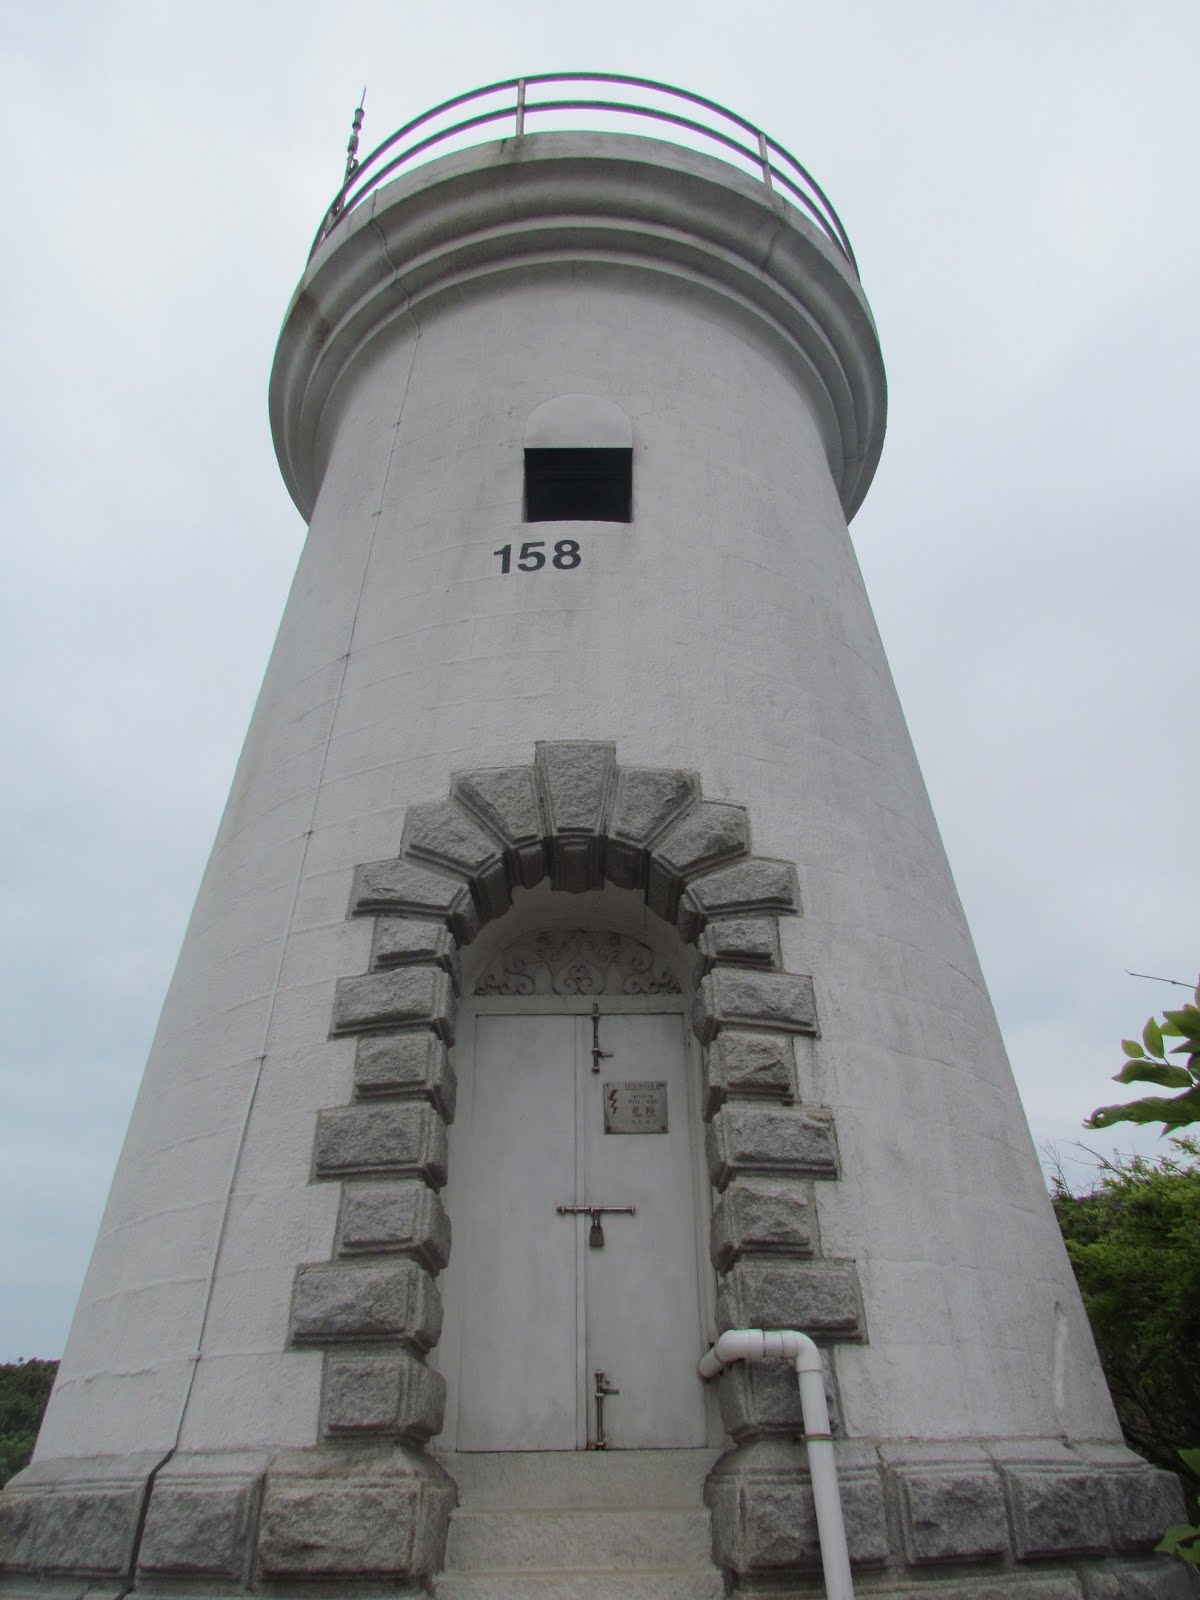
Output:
[315,1102,447,1185]
[332,966,456,1043]
[678,858,800,941]
[717,1259,862,1339]
[1102,1468,1186,1552]
[1,1488,139,1576]
[339,1180,450,1270]
[371,917,461,986]
[138,1477,260,1577]
[0,1488,37,1568]
[536,741,615,892]
[706,1103,837,1189]
[257,1446,455,1578]
[716,1354,839,1442]
[323,1352,446,1442]
[694,969,816,1043]
[354,1031,456,1119]
[350,859,480,945]
[698,916,781,972]
[711,1178,813,1270]
[647,802,750,920]
[401,799,511,920]
[606,766,697,889]
[1005,1467,1109,1559]
[1083,1562,1200,1599]
[707,1441,887,1574]
[703,1029,796,1116]
[897,1467,1009,1564]
[452,765,546,888]
[0,1455,158,1577]
[291,1261,442,1350]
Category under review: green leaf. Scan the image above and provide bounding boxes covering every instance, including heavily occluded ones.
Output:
[1179,1449,1200,1474]
[1163,1021,1184,1037]
[1112,1060,1194,1089]
[1122,1039,1146,1059]
[1144,1017,1165,1057]
[1157,1522,1200,1563]
[1086,1085,1200,1130]
[1164,1007,1200,1045]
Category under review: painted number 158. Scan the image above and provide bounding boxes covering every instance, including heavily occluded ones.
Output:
[493,539,581,573]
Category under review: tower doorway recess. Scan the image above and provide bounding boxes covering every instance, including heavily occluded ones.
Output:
[454,1006,708,1451]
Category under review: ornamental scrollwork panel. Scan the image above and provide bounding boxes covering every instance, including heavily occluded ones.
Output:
[473,928,681,997]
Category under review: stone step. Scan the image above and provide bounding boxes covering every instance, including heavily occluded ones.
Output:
[434,1448,721,1511]
[434,1572,725,1600]
[445,1507,714,1572]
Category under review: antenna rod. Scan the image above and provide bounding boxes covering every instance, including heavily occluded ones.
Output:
[340,87,367,200]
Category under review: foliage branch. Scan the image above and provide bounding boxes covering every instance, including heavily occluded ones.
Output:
[1086,983,1200,1132]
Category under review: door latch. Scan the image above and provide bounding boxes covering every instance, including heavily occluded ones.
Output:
[593,1369,620,1449]
[591,1002,613,1073]
[555,1203,636,1249]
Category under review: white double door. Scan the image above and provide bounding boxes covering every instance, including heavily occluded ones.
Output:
[455,1008,707,1451]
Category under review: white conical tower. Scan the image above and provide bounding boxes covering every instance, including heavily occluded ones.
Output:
[0,78,1186,1598]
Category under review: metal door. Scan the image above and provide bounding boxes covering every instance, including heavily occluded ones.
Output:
[455,1009,706,1450]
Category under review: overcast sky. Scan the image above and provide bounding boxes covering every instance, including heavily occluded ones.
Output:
[1,2,1196,1362]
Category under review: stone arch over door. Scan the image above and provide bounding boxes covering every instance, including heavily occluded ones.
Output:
[260,742,865,1582]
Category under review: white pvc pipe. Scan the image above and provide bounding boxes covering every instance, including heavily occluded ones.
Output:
[698,1328,854,1600]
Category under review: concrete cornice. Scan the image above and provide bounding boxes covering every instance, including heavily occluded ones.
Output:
[269,131,887,523]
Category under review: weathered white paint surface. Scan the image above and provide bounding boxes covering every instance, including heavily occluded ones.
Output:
[34,131,1117,1468]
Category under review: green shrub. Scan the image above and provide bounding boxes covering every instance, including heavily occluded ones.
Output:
[0,1359,58,1488]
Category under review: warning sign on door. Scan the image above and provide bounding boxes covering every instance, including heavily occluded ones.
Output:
[603,1080,668,1134]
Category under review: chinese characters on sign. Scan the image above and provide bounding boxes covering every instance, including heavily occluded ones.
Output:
[603,1080,668,1134]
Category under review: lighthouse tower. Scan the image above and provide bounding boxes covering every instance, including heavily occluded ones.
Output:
[1,78,1188,1598]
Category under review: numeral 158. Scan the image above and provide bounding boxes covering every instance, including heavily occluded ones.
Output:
[493,539,581,573]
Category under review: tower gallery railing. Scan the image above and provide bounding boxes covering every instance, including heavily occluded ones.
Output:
[310,73,859,278]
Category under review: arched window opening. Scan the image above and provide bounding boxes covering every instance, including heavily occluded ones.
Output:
[524,395,633,523]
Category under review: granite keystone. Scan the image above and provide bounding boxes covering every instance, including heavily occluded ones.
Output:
[535,742,615,892]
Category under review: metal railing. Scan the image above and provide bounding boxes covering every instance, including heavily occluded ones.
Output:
[309,73,858,277]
